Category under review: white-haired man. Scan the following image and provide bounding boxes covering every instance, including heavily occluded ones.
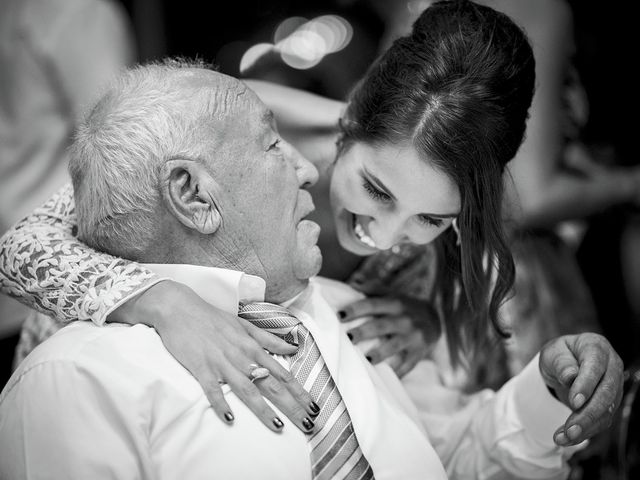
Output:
[0,61,622,479]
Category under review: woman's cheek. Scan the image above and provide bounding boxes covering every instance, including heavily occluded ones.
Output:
[333,173,353,206]
[412,226,446,246]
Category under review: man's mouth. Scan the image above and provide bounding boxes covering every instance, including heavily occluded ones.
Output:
[297,191,316,222]
[352,215,377,249]
[295,192,321,244]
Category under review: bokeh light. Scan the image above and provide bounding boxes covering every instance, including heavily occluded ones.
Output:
[311,15,353,53]
[240,14,354,73]
[239,42,274,74]
[279,29,326,69]
[273,16,307,43]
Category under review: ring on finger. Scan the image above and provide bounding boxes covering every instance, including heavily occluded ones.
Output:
[248,363,270,382]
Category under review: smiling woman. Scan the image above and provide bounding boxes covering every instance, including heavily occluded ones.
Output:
[331,141,460,255]
[320,0,535,363]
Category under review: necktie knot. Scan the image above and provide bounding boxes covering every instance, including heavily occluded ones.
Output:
[238,301,301,333]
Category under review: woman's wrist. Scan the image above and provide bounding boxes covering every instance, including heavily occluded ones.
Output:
[107,279,185,328]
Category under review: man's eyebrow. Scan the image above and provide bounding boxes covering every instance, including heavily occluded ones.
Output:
[363,167,458,218]
[262,110,275,126]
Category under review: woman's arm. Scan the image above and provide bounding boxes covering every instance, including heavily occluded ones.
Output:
[0,184,319,432]
[243,79,345,133]
[0,184,159,323]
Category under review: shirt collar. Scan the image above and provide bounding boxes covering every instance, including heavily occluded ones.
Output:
[143,263,266,314]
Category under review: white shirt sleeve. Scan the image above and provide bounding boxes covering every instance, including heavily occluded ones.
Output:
[0,359,152,480]
[403,354,579,480]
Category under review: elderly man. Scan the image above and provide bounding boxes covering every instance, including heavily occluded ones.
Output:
[0,61,622,479]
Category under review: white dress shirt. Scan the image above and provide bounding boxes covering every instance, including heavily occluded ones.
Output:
[315,276,577,480]
[0,265,574,479]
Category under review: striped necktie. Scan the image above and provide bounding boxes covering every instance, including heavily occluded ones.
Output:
[238,302,375,480]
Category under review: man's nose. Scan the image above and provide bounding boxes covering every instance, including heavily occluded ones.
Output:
[368,217,408,250]
[290,144,319,189]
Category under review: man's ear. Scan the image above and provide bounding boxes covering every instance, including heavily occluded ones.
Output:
[160,159,221,234]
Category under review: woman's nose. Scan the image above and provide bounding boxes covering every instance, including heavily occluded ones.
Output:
[368,217,408,250]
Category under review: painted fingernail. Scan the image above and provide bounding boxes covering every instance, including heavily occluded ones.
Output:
[366,355,373,363]
[567,424,582,441]
[273,417,284,429]
[302,417,315,430]
[573,393,585,409]
[347,332,354,341]
[224,412,234,423]
[338,310,346,319]
[309,401,320,414]
[554,431,569,446]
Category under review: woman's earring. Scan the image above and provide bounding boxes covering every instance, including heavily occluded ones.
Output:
[452,218,461,246]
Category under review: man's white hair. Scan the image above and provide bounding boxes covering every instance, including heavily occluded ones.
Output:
[69,59,231,259]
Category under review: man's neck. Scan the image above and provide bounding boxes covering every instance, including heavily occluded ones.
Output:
[265,279,309,305]
[143,262,310,312]
[141,236,309,305]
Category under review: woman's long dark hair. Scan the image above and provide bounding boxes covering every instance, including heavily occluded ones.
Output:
[339,0,536,363]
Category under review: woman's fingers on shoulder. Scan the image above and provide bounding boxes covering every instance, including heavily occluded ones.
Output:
[395,350,425,378]
[364,333,427,376]
[339,296,403,321]
[200,373,235,424]
[347,315,412,342]
[256,354,320,426]
[366,335,412,364]
[223,368,288,433]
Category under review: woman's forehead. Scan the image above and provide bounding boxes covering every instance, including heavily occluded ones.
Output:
[349,141,461,214]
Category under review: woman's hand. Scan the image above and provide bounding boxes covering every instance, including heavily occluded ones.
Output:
[109,280,320,434]
[338,296,442,378]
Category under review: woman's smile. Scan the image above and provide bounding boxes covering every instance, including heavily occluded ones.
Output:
[352,214,377,249]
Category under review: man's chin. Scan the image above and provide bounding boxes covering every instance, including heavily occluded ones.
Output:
[295,246,323,281]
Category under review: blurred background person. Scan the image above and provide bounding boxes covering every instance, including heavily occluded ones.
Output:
[568,0,640,373]
[0,0,136,384]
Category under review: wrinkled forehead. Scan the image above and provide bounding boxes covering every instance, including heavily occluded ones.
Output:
[179,70,257,112]
[179,70,269,142]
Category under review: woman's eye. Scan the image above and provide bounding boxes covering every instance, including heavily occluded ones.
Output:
[362,179,391,203]
[417,214,443,228]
